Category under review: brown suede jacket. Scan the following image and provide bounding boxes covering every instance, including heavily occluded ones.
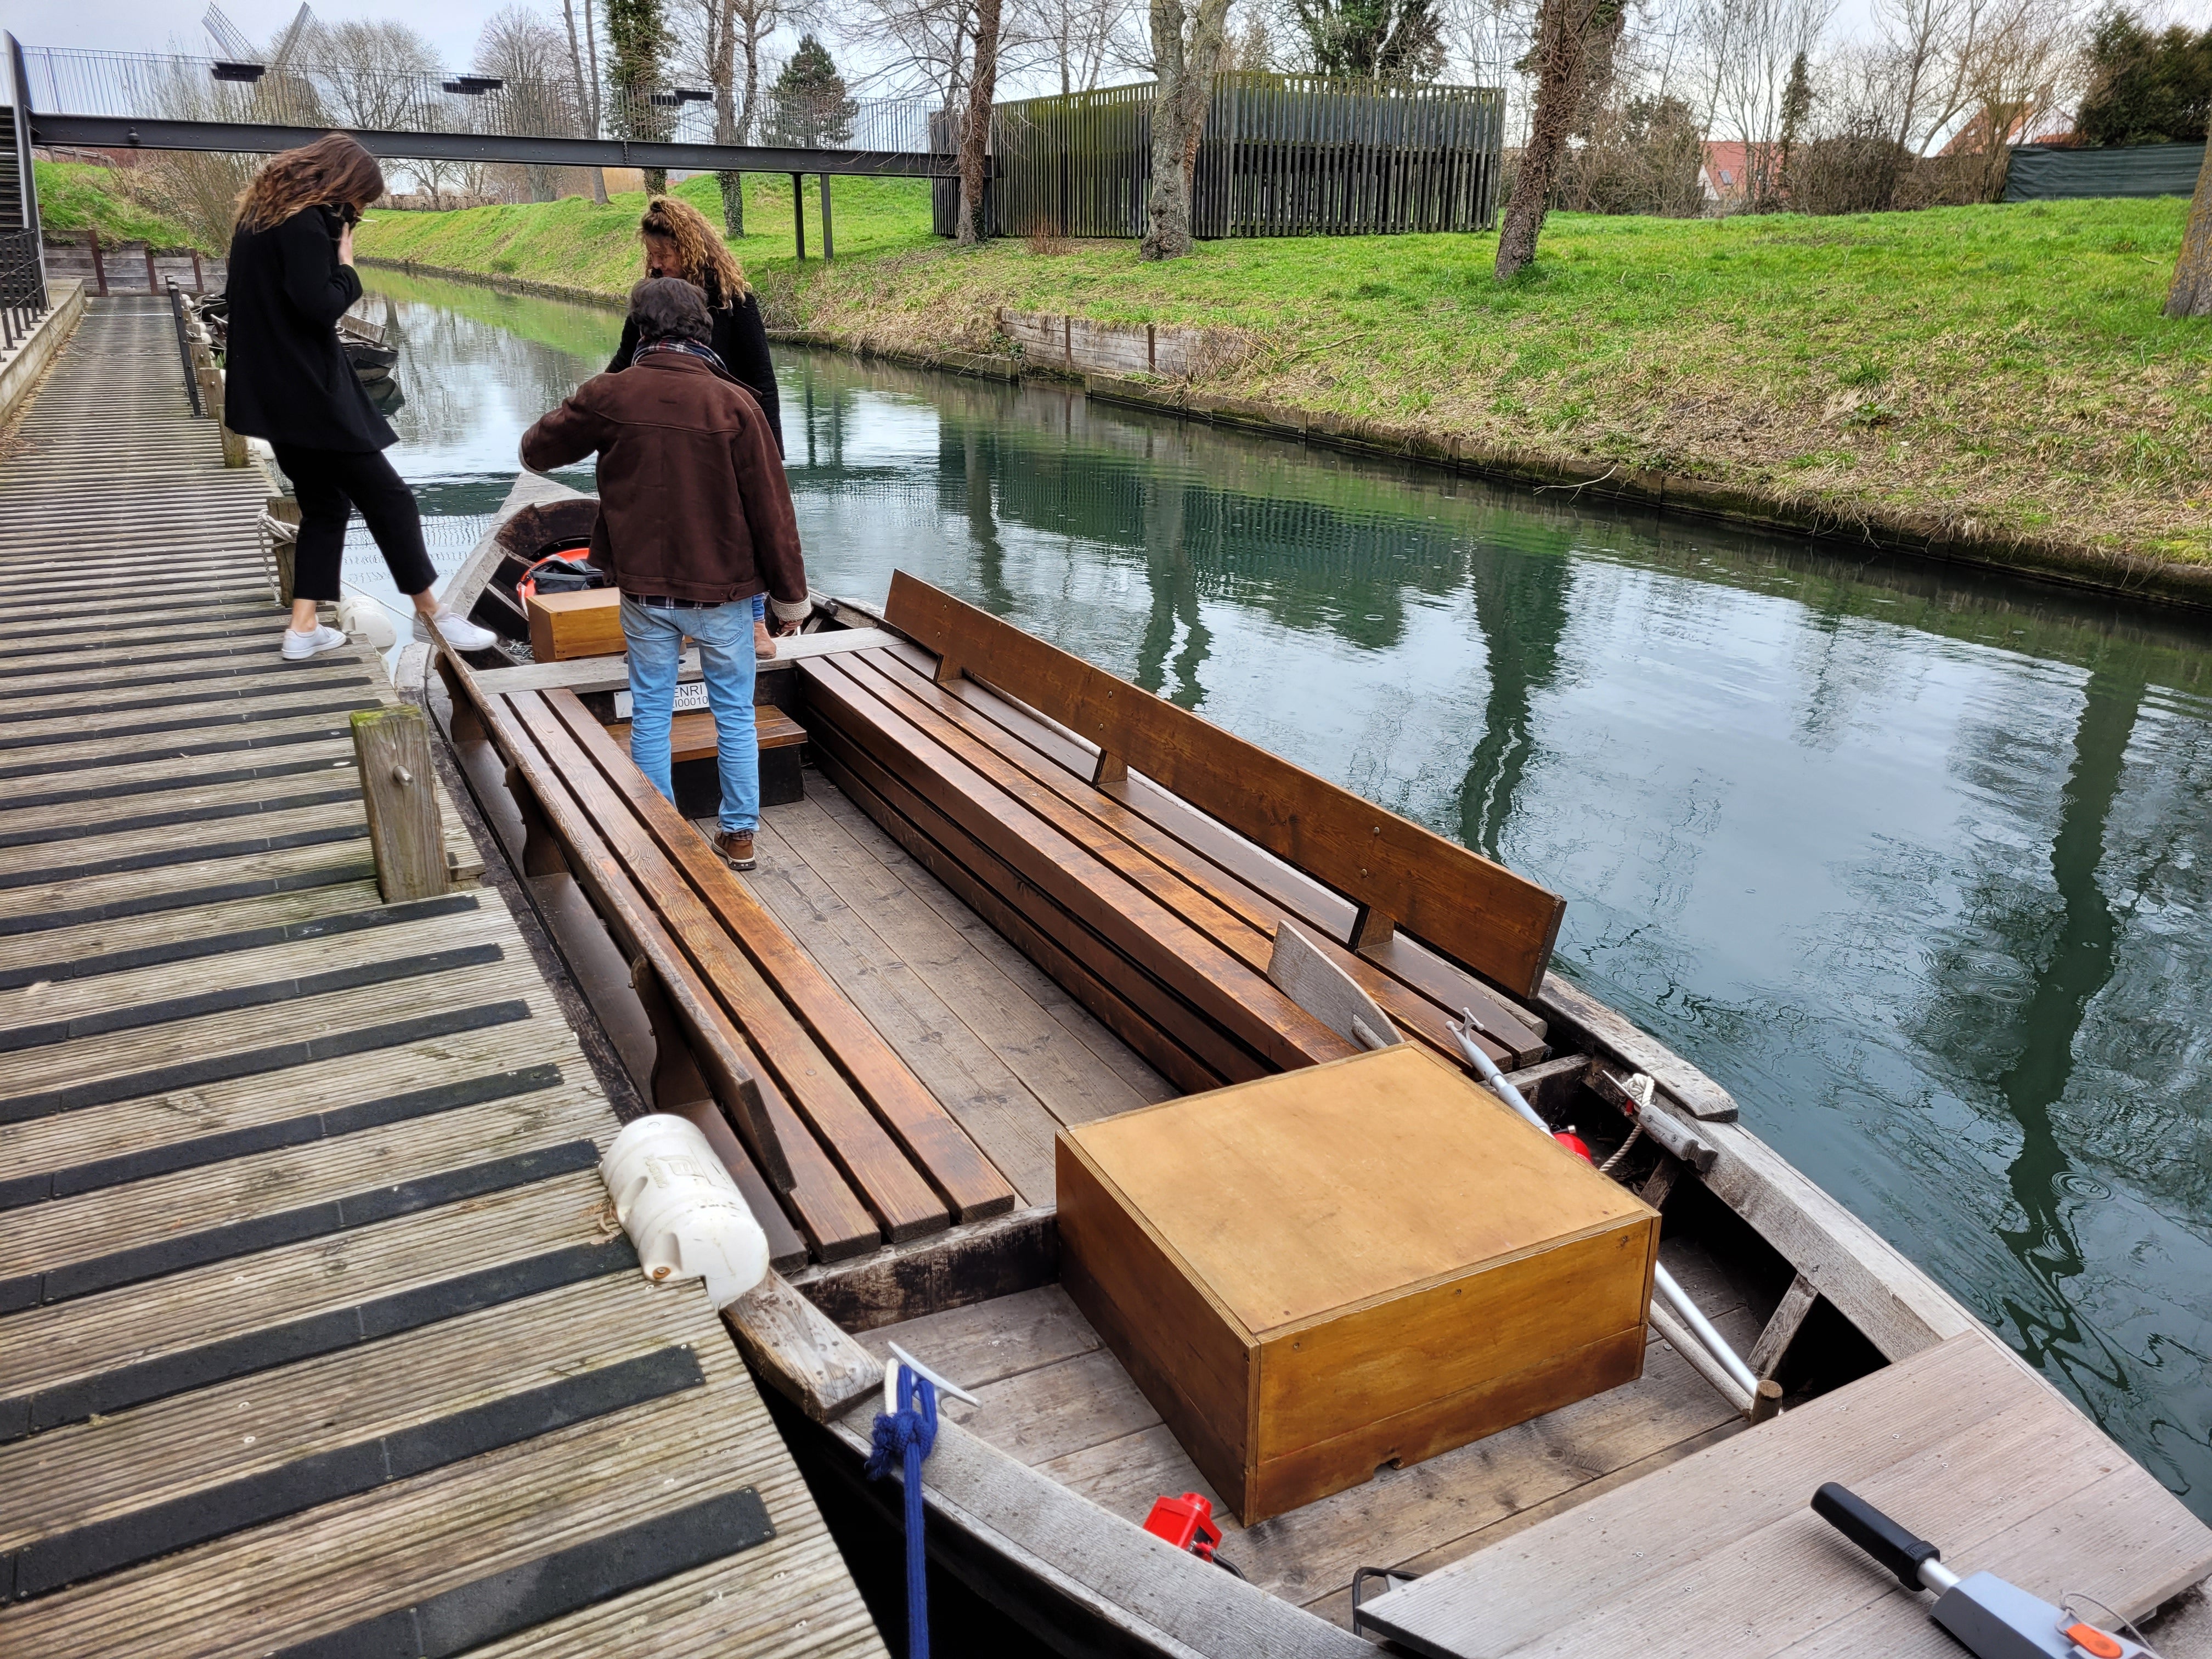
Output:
[519,351,809,614]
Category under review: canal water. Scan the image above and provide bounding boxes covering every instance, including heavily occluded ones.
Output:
[353,268,2212,1521]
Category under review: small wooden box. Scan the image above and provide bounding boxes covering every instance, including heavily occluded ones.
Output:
[526,589,624,661]
[1058,1045,1658,1523]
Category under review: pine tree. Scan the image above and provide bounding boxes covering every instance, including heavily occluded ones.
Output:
[1773,52,1814,212]
[768,35,857,149]
[605,0,672,191]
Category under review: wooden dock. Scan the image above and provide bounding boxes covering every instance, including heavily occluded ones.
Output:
[0,298,888,1656]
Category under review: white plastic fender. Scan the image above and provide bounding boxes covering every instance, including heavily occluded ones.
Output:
[599,1115,769,1308]
[336,594,397,650]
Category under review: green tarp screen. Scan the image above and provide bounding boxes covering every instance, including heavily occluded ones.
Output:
[2004,142,2207,201]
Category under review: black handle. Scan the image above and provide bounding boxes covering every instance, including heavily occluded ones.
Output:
[1812,1483,1943,1592]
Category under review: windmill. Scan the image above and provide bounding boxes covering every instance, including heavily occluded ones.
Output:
[202,4,320,67]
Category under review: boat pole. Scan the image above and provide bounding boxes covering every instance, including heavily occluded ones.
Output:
[1449,1014,1763,1403]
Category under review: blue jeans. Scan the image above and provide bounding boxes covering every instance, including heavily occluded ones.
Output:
[620,594,758,834]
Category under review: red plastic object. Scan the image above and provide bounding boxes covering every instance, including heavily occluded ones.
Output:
[517,545,594,605]
[1553,1130,1593,1163]
[1142,1493,1222,1563]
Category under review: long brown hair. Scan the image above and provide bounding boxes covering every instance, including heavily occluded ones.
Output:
[639,194,750,303]
[236,133,385,234]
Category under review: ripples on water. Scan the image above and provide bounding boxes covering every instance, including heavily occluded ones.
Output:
[358,271,2212,1519]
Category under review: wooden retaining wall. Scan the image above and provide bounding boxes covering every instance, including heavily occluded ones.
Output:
[41,233,222,297]
[994,308,1257,378]
[934,73,1503,241]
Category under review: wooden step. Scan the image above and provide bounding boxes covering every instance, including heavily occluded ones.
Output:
[608,706,808,763]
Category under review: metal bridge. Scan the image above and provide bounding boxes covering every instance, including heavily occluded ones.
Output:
[13,39,955,180]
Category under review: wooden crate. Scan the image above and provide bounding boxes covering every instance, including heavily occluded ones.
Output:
[1057,1045,1658,1523]
[526,589,624,661]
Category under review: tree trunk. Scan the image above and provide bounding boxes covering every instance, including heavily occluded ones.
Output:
[1494,0,1612,280]
[958,0,1003,246]
[2167,142,2212,319]
[1141,0,1231,261]
[560,0,612,205]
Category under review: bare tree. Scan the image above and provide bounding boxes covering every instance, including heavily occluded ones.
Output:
[477,7,582,201]
[679,0,788,231]
[560,0,612,201]
[1142,0,1232,258]
[302,19,443,128]
[1494,0,1621,278]
[2172,144,2212,317]
[1693,0,1834,212]
[1018,0,1138,91]
[957,0,1006,242]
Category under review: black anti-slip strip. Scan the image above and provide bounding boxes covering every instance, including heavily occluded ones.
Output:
[0,822,369,892]
[3,1345,707,1601]
[0,943,504,1057]
[0,675,374,726]
[0,603,275,650]
[266,1486,775,1659]
[0,697,380,754]
[1,754,355,814]
[0,1000,533,1127]
[0,786,362,851]
[0,893,481,993]
[0,641,290,681]
[0,1237,640,1443]
[0,859,373,939]
[0,721,357,783]
[0,1139,602,1314]
[0,1062,562,1213]
[0,658,363,701]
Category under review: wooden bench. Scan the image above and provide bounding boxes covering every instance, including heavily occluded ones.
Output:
[607,706,809,819]
[788,578,1560,1096]
[438,652,1018,1266]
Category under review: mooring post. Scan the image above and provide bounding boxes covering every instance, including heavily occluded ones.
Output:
[143,245,157,293]
[820,174,834,261]
[791,174,806,261]
[351,705,450,902]
[86,227,106,296]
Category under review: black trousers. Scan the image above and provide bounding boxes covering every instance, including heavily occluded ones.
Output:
[273,443,436,605]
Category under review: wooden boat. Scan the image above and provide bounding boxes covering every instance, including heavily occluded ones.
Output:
[427,477,2212,1659]
[187,296,402,399]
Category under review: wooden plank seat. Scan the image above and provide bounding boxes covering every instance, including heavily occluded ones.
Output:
[787,577,1561,1094]
[438,654,1017,1266]
[608,706,808,765]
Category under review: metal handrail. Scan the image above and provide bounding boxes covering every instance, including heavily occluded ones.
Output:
[167,278,204,416]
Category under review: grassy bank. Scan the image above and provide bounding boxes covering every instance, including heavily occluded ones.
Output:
[362,187,2210,568]
[32,161,206,249]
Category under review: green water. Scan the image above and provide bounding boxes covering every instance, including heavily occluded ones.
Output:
[361,270,2212,1521]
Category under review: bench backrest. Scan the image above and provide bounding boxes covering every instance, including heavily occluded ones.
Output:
[884,572,1566,999]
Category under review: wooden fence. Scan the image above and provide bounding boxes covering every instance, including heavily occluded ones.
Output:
[42,231,221,295]
[933,73,1503,241]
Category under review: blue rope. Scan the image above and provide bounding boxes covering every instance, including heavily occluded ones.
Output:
[865,1363,938,1659]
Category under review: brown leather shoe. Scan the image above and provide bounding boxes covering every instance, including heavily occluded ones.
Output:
[713,830,756,871]
[754,619,777,660]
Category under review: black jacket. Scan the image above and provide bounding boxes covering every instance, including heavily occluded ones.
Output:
[222,204,393,453]
[609,279,782,455]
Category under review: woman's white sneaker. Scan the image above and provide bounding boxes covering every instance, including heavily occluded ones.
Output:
[431,609,498,652]
[281,623,348,662]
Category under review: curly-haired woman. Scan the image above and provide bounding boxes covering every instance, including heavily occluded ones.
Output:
[223,133,496,662]
[608,192,788,660]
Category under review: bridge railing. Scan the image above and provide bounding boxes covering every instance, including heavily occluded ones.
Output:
[0,227,47,351]
[20,48,936,156]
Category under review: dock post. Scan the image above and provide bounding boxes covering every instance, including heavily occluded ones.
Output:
[351,705,451,902]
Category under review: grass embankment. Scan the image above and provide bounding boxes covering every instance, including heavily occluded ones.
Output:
[362,185,2211,569]
[357,172,934,296]
[32,161,207,248]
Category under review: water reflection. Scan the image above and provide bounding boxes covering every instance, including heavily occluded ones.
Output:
[358,274,2212,1520]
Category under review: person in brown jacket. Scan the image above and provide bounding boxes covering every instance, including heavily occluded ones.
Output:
[520,278,809,870]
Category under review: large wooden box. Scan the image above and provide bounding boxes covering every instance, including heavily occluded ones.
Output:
[1057,1045,1658,1523]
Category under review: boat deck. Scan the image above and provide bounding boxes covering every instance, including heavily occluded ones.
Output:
[717,783,1176,1207]
[850,1235,1767,1629]
[0,300,885,1657]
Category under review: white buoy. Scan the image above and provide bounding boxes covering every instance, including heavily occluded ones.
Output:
[599,1115,770,1308]
[336,595,397,650]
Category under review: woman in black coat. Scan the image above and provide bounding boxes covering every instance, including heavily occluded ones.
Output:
[607,194,783,454]
[223,133,495,662]
[606,193,787,660]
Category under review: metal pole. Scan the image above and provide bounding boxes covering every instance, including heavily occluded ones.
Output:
[819,173,833,260]
[1449,1013,1762,1402]
[790,173,805,259]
